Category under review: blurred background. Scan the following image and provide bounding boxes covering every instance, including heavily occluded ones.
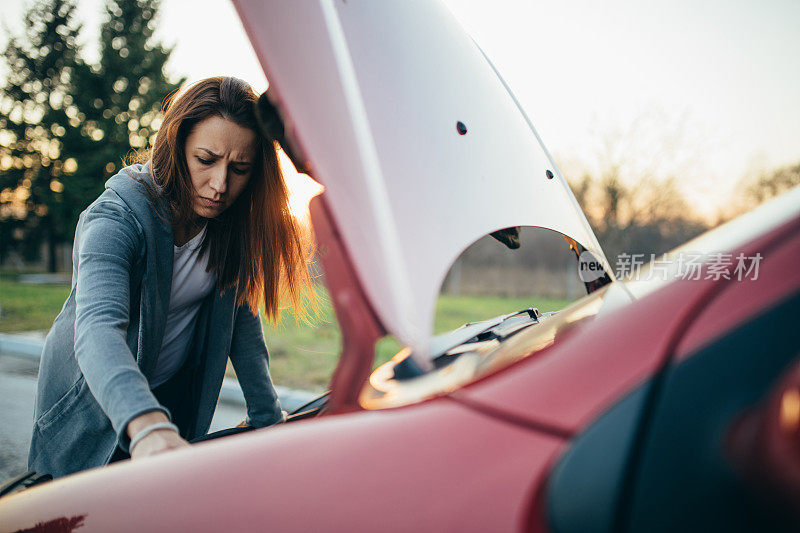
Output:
[0,0,799,392]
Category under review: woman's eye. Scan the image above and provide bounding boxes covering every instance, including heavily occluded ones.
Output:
[197,157,213,165]
[231,166,249,175]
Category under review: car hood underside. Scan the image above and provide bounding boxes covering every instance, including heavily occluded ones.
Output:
[234,0,612,357]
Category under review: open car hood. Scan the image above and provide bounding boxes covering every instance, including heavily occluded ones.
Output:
[233,0,611,358]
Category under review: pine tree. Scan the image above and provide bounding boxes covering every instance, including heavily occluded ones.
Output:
[0,0,184,269]
[74,0,184,184]
[0,0,88,270]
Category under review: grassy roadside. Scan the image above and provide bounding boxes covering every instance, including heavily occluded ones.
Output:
[0,273,572,391]
[0,275,71,333]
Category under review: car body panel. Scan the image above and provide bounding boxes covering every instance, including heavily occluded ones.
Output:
[1,399,565,532]
[625,290,800,532]
[450,276,710,434]
[308,195,385,412]
[233,0,610,359]
[545,218,800,533]
[674,216,800,362]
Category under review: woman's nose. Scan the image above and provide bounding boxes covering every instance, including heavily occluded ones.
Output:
[209,167,227,195]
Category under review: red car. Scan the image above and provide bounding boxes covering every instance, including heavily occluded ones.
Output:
[2,1,799,531]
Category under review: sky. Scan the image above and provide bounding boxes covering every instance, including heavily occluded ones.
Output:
[2,0,799,220]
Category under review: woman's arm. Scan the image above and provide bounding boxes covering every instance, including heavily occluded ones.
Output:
[228,305,284,427]
[73,200,173,452]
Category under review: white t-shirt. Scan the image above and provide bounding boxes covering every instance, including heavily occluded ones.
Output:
[149,225,216,389]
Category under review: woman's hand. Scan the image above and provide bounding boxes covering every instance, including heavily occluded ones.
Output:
[126,411,190,460]
[130,429,190,459]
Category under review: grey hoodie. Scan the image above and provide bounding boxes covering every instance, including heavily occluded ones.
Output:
[28,163,283,478]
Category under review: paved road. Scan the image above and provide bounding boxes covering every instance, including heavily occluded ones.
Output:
[0,359,39,481]
[0,353,247,481]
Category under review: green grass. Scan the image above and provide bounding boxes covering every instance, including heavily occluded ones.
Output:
[0,274,71,333]
[434,294,570,333]
[0,274,572,391]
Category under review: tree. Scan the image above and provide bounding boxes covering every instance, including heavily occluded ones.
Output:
[569,171,708,268]
[0,0,184,270]
[743,161,800,207]
[562,111,711,268]
[715,160,800,222]
[73,0,184,190]
[0,0,88,270]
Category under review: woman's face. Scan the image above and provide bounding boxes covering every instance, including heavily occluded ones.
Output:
[184,115,257,218]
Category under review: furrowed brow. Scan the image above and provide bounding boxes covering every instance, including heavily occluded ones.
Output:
[198,147,251,165]
[198,147,221,158]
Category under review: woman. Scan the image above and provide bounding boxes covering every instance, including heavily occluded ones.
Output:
[28,77,313,478]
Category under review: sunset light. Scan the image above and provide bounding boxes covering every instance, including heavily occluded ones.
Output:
[277,147,324,222]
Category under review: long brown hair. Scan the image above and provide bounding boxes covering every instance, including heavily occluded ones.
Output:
[148,76,313,323]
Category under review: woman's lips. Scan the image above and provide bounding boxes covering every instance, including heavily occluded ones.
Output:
[200,197,225,209]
